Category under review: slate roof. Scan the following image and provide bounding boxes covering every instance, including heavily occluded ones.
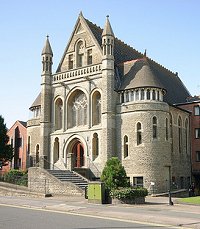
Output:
[85,18,190,104]
[30,93,41,109]
[120,58,165,91]
[18,121,27,128]
[42,36,53,56]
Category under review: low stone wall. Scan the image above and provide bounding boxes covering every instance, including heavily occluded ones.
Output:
[28,167,84,196]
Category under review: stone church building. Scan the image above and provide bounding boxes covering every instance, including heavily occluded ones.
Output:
[27,12,191,193]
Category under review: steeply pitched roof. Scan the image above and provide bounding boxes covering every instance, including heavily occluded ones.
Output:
[120,58,165,91]
[18,121,27,127]
[102,16,114,37]
[30,93,41,110]
[84,17,190,104]
[42,36,53,56]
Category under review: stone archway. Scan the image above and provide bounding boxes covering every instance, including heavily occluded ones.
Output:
[66,138,85,171]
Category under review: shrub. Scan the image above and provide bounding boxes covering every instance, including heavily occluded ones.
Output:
[110,187,148,200]
[100,157,129,190]
[3,169,28,186]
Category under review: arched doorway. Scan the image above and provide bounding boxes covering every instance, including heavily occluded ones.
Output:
[72,141,84,168]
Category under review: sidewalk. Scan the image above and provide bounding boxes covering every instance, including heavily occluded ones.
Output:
[0,193,200,228]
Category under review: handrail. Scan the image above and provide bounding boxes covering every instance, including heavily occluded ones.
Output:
[87,157,101,178]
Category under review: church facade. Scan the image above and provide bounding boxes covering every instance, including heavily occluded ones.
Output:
[27,13,191,193]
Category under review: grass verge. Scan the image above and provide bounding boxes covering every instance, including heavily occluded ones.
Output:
[178,196,200,205]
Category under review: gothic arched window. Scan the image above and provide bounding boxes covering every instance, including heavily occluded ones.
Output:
[153,117,157,139]
[141,89,145,100]
[92,91,101,126]
[55,98,63,130]
[137,122,142,145]
[124,135,128,158]
[147,89,150,100]
[185,119,188,154]
[68,90,87,128]
[152,90,156,100]
[170,113,173,152]
[178,116,182,153]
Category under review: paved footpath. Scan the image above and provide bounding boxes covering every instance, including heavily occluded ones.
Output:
[0,194,200,229]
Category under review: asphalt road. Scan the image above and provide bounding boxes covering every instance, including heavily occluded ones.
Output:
[0,205,180,229]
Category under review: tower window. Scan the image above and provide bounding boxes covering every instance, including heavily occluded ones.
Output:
[147,89,150,100]
[124,135,128,158]
[137,122,142,145]
[153,117,157,139]
[77,40,84,68]
[195,128,200,139]
[141,89,144,100]
[196,151,200,162]
[92,133,99,160]
[166,118,169,140]
[152,90,156,100]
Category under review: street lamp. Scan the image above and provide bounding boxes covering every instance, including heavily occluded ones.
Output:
[165,165,173,206]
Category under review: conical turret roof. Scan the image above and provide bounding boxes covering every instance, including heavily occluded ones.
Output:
[102,15,114,37]
[120,58,165,91]
[42,36,53,56]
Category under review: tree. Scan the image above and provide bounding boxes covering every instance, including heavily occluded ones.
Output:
[0,115,13,167]
[101,157,129,190]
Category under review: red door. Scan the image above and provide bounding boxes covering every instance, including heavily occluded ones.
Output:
[73,142,84,168]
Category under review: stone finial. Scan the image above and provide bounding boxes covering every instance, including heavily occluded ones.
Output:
[42,35,53,56]
[102,15,114,37]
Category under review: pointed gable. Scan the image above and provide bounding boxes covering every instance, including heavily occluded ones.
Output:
[56,12,102,73]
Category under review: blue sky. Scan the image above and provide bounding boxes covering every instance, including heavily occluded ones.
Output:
[0,0,199,128]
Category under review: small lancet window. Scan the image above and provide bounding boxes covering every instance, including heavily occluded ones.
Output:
[87,49,92,65]
[137,122,142,145]
[178,116,182,153]
[153,117,157,139]
[141,89,145,100]
[69,54,73,70]
[152,90,156,100]
[124,135,128,158]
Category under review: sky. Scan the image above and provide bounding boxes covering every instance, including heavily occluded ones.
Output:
[0,0,200,129]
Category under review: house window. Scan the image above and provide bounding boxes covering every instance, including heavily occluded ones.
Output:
[92,133,99,160]
[87,49,92,65]
[137,122,142,145]
[195,128,200,139]
[124,135,128,158]
[196,151,200,162]
[133,177,143,188]
[194,106,200,116]
[153,117,157,139]
[69,54,73,69]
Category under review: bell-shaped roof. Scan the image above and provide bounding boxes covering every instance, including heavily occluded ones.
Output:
[42,36,53,56]
[102,15,114,37]
[120,58,165,91]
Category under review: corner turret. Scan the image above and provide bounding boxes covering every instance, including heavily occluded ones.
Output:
[42,35,53,75]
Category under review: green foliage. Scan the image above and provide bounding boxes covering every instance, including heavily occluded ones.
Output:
[3,169,28,186]
[0,115,13,166]
[100,157,129,190]
[110,187,148,200]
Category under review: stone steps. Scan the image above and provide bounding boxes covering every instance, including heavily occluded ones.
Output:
[47,170,88,190]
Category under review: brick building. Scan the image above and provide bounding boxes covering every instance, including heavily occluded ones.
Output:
[177,96,200,193]
[3,120,27,173]
[27,13,191,193]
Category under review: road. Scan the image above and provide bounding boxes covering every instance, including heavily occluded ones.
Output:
[0,204,181,229]
[0,195,200,228]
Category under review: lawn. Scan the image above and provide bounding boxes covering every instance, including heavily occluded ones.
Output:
[178,196,200,205]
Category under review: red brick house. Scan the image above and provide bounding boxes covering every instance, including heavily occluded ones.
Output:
[177,96,200,193]
[2,121,27,174]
